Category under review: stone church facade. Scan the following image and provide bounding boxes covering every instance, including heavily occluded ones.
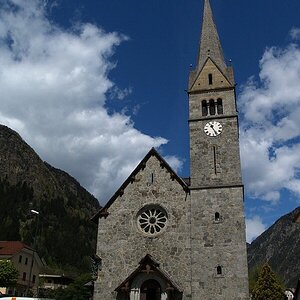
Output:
[92,0,249,299]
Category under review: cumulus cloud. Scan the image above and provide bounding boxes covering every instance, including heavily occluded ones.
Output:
[0,0,181,203]
[239,38,300,203]
[246,216,266,243]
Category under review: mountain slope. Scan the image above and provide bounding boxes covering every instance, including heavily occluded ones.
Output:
[0,125,60,199]
[0,124,100,274]
[247,206,300,287]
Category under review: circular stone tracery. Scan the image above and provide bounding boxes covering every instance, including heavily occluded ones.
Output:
[137,206,168,235]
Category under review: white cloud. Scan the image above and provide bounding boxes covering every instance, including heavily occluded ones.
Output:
[0,0,182,203]
[109,86,133,100]
[246,216,266,243]
[239,40,300,203]
[163,155,184,173]
[290,27,300,40]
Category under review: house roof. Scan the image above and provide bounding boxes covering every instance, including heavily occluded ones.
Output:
[0,241,33,255]
[91,147,189,222]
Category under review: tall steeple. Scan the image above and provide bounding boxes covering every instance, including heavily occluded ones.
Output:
[189,0,234,93]
[187,2,249,298]
[197,0,226,72]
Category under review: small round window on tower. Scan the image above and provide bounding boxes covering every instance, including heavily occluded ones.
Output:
[137,205,168,236]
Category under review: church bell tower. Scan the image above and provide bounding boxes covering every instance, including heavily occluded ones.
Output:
[93,1,250,299]
[188,0,249,298]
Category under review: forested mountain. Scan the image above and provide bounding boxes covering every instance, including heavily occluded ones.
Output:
[0,125,100,274]
[247,206,300,288]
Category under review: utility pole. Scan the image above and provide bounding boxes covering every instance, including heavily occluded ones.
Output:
[25,209,39,296]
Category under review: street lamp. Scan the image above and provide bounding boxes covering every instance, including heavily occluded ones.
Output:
[25,209,39,296]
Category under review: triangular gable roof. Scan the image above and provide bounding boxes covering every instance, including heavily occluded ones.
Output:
[91,148,189,222]
[189,57,233,93]
[115,254,182,293]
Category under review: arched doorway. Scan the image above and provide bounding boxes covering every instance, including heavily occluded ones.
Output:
[140,279,161,300]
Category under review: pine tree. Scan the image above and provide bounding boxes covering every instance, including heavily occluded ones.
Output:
[249,265,262,294]
[252,263,285,300]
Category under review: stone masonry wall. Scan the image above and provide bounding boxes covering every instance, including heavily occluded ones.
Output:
[189,88,237,120]
[190,187,249,300]
[189,115,242,187]
[94,155,192,300]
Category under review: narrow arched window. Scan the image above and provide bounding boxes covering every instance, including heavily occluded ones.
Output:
[215,212,220,222]
[202,100,208,116]
[208,73,213,85]
[148,173,154,185]
[209,99,215,115]
[217,98,223,115]
[217,266,222,275]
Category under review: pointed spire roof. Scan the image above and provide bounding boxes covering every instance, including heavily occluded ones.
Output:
[197,0,226,72]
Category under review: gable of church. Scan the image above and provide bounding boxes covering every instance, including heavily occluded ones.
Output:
[95,149,190,299]
[92,148,188,221]
[190,58,232,92]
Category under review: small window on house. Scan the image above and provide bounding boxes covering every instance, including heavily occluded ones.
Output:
[202,100,208,116]
[217,98,223,115]
[25,257,28,265]
[217,266,222,275]
[22,272,26,281]
[19,255,22,263]
[32,275,36,284]
[208,73,213,85]
[215,212,220,222]
[209,99,216,115]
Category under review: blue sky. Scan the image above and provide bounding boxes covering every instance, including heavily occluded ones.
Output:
[0,0,300,242]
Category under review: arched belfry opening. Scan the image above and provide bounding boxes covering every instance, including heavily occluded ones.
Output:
[140,279,161,300]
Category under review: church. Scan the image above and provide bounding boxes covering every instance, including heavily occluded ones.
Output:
[92,0,249,299]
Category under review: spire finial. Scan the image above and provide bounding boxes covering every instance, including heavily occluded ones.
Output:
[197,0,226,71]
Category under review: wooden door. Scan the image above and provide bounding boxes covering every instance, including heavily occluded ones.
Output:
[140,279,161,300]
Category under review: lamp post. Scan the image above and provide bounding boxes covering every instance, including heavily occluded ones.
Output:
[25,209,39,296]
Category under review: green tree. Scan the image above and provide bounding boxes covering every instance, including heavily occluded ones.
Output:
[41,274,93,300]
[252,263,285,300]
[0,260,19,287]
[249,265,262,294]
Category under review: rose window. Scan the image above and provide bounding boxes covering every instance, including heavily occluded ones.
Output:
[137,206,168,235]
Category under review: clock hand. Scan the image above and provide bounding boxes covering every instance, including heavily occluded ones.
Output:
[210,124,218,135]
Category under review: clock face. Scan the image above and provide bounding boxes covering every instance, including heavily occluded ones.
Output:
[204,121,222,137]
